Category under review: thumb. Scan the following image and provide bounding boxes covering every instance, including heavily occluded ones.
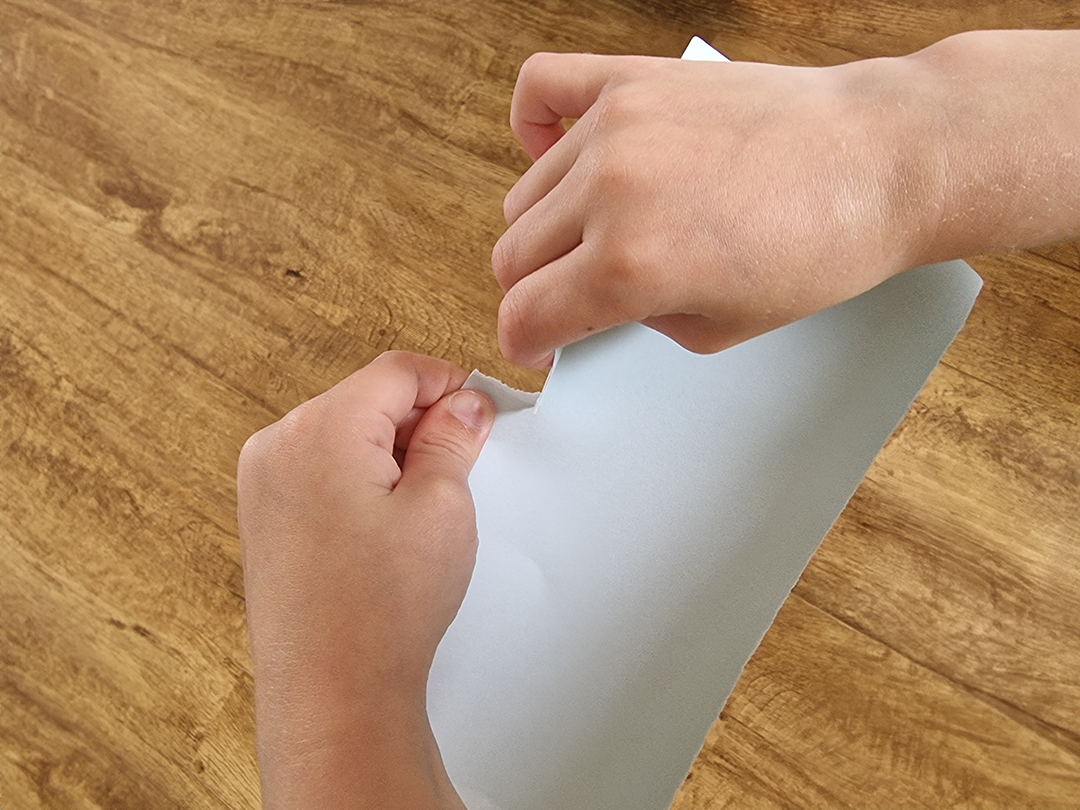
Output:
[397,389,496,492]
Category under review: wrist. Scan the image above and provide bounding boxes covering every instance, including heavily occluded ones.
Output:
[898,29,1080,263]
[830,50,951,278]
[900,30,1000,266]
[256,672,462,810]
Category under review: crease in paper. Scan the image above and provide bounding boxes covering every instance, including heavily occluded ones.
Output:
[425,37,984,810]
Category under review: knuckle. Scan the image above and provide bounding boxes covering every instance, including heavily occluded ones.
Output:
[261,408,311,464]
[237,426,272,482]
[583,139,637,200]
[589,84,645,135]
[673,330,732,355]
[590,85,629,128]
[502,189,517,225]
[595,241,645,307]
[512,52,558,133]
[371,349,411,371]
[518,52,556,86]
[497,286,535,362]
[269,398,332,457]
[584,232,670,327]
[236,404,318,494]
[413,422,470,463]
[503,184,527,226]
[589,280,634,327]
[491,234,516,290]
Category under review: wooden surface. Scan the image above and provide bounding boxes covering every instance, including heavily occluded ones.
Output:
[1,1,1078,807]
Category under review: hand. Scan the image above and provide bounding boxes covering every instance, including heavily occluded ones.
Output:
[492,51,942,367]
[237,351,495,810]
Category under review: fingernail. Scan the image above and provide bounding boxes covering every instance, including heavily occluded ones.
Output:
[448,390,493,431]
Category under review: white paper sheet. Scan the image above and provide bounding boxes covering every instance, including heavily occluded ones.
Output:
[427,38,983,810]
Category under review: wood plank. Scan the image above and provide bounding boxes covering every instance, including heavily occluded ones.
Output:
[1,1,1078,808]
[676,595,1080,810]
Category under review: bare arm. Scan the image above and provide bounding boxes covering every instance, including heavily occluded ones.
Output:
[494,29,1080,368]
[909,30,1080,263]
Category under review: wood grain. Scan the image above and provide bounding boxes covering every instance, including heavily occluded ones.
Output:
[1,1,1077,808]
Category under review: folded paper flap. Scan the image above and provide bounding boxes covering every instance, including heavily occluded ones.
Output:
[462,370,539,413]
[464,348,563,414]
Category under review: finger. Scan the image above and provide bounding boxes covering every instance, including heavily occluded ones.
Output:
[497,244,651,369]
[397,389,495,494]
[326,352,469,457]
[511,52,625,161]
[493,173,584,292]
[332,351,467,424]
[393,406,426,452]
[502,127,583,226]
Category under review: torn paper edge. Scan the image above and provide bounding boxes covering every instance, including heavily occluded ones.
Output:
[463,348,562,413]
[463,370,539,413]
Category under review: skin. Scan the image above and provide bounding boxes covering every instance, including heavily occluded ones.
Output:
[239,352,493,810]
[494,30,1080,368]
[240,29,1080,809]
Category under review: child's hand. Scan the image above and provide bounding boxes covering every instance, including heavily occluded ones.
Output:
[495,30,1080,370]
[238,351,494,810]
[492,52,939,367]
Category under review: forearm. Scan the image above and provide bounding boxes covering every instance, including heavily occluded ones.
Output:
[893,29,1080,265]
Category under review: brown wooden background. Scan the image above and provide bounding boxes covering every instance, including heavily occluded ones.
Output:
[2,2,1078,808]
